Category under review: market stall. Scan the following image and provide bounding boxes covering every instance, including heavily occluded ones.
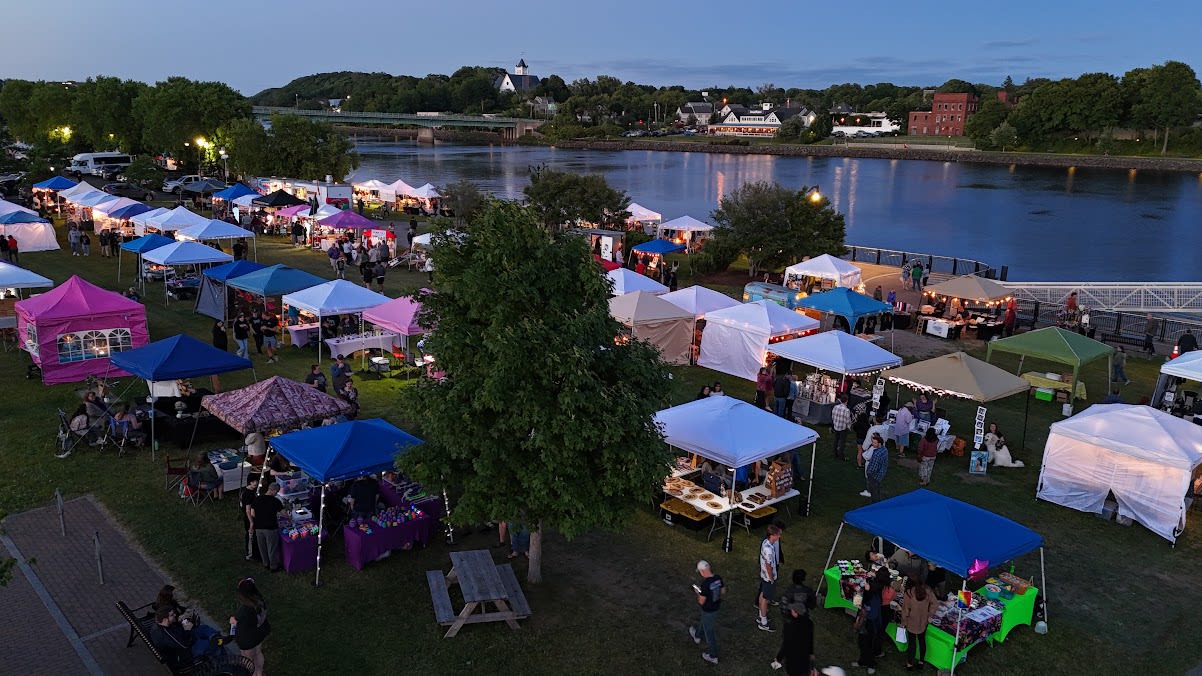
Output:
[656,215,713,252]
[15,275,149,384]
[143,206,209,236]
[608,291,695,365]
[176,219,257,260]
[99,202,154,241]
[267,418,427,583]
[0,211,60,252]
[1038,403,1202,543]
[141,241,233,305]
[784,254,862,291]
[194,260,267,323]
[110,334,253,459]
[767,331,901,425]
[925,274,1012,311]
[31,175,77,215]
[129,208,168,236]
[986,326,1113,414]
[225,264,326,320]
[697,300,819,381]
[654,396,820,548]
[819,489,1046,673]
[796,287,892,334]
[659,285,740,320]
[1154,350,1202,412]
[362,294,427,358]
[118,233,174,287]
[281,280,391,361]
[0,261,52,295]
[626,202,662,233]
[606,267,668,296]
[630,239,685,273]
[201,375,352,434]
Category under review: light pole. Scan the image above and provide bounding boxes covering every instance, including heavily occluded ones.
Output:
[219,148,229,182]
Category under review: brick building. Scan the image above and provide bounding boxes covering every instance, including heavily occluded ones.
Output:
[908,92,980,136]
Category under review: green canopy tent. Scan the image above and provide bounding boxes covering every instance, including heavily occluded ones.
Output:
[986,326,1114,448]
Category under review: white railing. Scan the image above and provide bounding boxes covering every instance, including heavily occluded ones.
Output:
[1006,283,1202,314]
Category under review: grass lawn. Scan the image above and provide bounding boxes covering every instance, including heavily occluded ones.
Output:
[2,233,1201,676]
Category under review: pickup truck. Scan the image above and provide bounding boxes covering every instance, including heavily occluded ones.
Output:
[162,175,205,194]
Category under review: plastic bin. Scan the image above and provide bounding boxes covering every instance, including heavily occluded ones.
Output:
[1034,388,1054,402]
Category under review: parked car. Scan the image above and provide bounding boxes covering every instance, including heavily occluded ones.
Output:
[103,182,154,201]
[162,175,205,194]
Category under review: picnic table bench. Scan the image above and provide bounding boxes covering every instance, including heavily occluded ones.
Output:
[426,549,532,637]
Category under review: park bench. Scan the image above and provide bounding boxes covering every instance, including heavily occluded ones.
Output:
[116,600,238,676]
[1100,330,1146,348]
[495,563,532,618]
[426,569,457,625]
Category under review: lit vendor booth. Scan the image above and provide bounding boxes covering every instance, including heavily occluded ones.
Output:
[654,397,819,550]
[768,331,901,425]
[697,300,819,381]
[783,253,862,292]
[819,489,1047,673]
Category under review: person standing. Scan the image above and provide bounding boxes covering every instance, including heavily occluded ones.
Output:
[7,235,18,264]
[327,242,341,273]
[755,367,774,410]
[863,433,889,503]
[80,231,91,256]
[893,401,914,458]
[423,255,435,284]
[67,224,81,256]
[1003,299,1017,337]
[1143,314,1159,356]
[259,310,279,363]
[249,312,264,355]
[330,355,353,393]
[359,259,374,288]
[233,238,247,261]
[917,427,939,486]
[249,483,283,572]
[771,569,816,675]
[852,577,884,673]
[304,364,327,393]
[910,262,923,292]
[0,232,8,261]
[831,395,852,461]
[1112,346,1130,385]
[233,313,251,358]
[373,260,386,293]
[773,371,792,419]
[860,414,891,468]
[211,320,228,351]
[407,220,417,250]
[785,374,798,422]
[872,285,883,302]
[688,560,725,665]
[1179,329,1199,354]
[230,578,271,676]
[239,474,261,561]
[757,524,782,632]
[901,578,940,670]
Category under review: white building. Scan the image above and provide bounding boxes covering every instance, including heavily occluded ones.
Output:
[676,102,714,126]
[495,58,541,94]
[709,103,813,137]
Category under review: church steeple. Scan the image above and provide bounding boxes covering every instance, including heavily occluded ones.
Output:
[515,58,528,76]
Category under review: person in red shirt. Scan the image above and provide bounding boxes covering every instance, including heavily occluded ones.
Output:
[6,236,17,264]
[634,255,646,275]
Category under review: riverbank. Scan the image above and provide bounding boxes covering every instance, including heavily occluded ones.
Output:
[554,138,1202,173]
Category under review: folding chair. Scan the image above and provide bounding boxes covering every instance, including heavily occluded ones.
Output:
[101,415,130,457]
[56,408,91,459]
[164,454,190,491]
[182,470,218,506]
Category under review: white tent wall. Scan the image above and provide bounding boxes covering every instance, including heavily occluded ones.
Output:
[698,324,769,381]
[1,222,61,252]
[631,318,693,366]
[1038,433,1195,543]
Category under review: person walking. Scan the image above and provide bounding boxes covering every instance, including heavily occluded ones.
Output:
[373,260,386,293]
[80,231,91,256]
[360,259,374,288]
[259,310,279,363]
[327,242,342,273]
[917,427,939,486]
[211,320,228,351]
[1143,314,1159,356]
[1179,329,1198,354]
[863,433,889,503]
[755,367,774,410]
[230,578,271,676]
[233,313,251,358]
[900,578,940,670]
[910,262,924,292]
[249,483,283,572]
[1112,346,1130,385]
[0,233,9,261]
[757,524,783,632]
[249,312,264,355]
[688,560,725,665]
[831,395,852,461]
[238,474,261,561]
[8,235,19,264]
[771,569,816,674]
[67,224,80,256]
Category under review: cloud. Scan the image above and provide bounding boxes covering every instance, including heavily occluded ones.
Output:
[982,38,1039,49]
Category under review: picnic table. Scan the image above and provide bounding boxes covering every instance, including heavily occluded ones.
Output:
[426,549,532,638]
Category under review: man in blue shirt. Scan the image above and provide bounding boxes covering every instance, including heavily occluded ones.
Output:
[865,433,889,503]
[688,560,725,665]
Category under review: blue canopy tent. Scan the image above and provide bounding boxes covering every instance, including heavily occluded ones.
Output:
[819,489,1047,673]
[196,260,267,323]
[109,334,254,460]
[268,418,423,585]
[106,202,153,220]
[0,211,49,224]
[32,176,77,191]
[631,239,686,256]
[213,183,259,202]
[796,287,892,333]
[118,233,174,289]
[225,264,326,317]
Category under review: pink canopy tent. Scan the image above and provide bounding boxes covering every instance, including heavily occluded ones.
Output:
[276,204,310,218]
[318,210,377,230]
[361,294,427,356]
[16,275,149,384]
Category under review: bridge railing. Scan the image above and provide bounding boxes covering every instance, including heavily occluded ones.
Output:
[843,245,998,279]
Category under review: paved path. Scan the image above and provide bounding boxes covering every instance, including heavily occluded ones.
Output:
[0,495,174,676]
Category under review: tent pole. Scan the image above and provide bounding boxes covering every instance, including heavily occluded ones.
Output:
[318,321,323,363]
[1016,354,1024,375]
[1039,546,1048,630]
[723,468,736,552]
[1020,386,1031,454]
[148,393,157,463]
[314,484,327,587]
[815,521,844,598]
[805,441,816,517]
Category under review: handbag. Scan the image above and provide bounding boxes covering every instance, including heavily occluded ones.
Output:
[895,626,908,644]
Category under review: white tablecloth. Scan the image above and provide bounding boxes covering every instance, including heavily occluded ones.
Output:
[324,332,398,357]
[286,322,320,347]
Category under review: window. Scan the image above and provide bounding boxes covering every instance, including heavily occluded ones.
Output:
[56,327,133,364]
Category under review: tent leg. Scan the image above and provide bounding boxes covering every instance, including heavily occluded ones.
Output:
[805,441,816,517]
[723,468,736,552]
[815,521,845,598]
[149,401,156,463]
[1020,386,1031,454]
[1039,546,1048,630]
[314,485,327,587]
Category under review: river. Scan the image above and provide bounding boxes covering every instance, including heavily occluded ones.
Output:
[349,142,1202,282]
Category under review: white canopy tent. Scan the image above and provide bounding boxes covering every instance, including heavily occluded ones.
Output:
[1038,403,1202,543]
[0,200,37,217]
[1162,351,1202,381]
[147,206,209,233]
[177,219,258,260]
[657,215,714,248]
[409,183,441,199]
[606,267,669,296]
[627,202,663,225]
[58,183,99,202]
[0,261,53,290]
[76,192,121,209]
[130,208,169,235]
[655,396,821,528]
[142,241,233,306]
[0,221,61,253]
[660,285,741,320]
[387,179,416,200]
[698,300,819,381]
[768,330,902,376]
[282,280,391,361]
[231,194,258,209]
[92,197,143,233]
[354,179,397,202]
[784,254,862,289]
[608,291,695,365]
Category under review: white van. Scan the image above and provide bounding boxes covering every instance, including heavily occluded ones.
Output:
[67,152,134,177]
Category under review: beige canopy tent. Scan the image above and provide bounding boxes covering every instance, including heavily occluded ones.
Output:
[925,275,1013,308]
[609,291,695,365]
[884,351,1030,402]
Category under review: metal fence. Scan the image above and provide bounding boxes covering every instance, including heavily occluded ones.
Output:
[1013,300,1202,347]
[843,245,999,279]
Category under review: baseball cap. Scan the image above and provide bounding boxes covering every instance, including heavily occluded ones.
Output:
[696,560,709,572]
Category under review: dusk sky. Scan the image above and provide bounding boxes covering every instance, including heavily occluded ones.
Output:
[2,1,1199,95]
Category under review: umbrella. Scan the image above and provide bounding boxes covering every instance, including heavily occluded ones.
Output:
[253,189,307,208]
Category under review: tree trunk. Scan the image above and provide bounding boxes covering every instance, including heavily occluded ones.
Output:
[1161,126,1170,156]
[526,523,543,584]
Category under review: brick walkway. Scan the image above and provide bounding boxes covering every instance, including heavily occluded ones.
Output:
[0,496,175,676]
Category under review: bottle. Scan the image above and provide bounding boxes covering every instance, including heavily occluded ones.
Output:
[229,620,237,636]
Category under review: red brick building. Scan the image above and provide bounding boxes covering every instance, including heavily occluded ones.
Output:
[908,92,980,136]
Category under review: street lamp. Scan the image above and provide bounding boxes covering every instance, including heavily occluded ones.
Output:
[219,147,229,182]
[807,185,823,203]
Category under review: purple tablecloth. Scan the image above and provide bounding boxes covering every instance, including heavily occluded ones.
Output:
[279,533,318,573]
[343,516,437,570]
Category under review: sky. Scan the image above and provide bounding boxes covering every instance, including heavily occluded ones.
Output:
[2,1,1200,95]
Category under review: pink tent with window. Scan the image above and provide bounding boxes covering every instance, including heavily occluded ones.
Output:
[361,294,428,358]
[15,275,149,384]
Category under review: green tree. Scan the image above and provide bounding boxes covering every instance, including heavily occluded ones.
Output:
[440,179,488,225]
[990,122,1019,151]
[1065,72,1122,139]
[121,157,164,189]
[215,117,272,178]
[399,201,672,583]
[1126,61,1202,154]
[937,79,979,95]
[133,77,250,166]
[523,166,630,232]
[777,115,807,140]
[804,112,832,142]
[964,98,1009,145]
[0,80,40,141]
[70,77,148,151]
[709,182,846,278]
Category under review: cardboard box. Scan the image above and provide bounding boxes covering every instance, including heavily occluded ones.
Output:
[1034,388,1054,402]
[1055,390,1070,403]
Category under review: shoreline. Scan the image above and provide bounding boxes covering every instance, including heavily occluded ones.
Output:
[551,139,1202,173]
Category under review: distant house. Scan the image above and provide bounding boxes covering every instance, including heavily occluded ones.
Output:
[718,103,750,118]
[830,102,855,116]
[908,92,980,136]
[709,103,810,137]
[676,102,714,126]
[531,96,557,117]
[495,58,541,94]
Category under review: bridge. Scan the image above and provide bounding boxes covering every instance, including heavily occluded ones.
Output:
[251,106,542,141]
[1005,282,1202,314]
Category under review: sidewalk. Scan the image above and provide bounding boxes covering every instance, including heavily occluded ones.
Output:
[0,495,175,675]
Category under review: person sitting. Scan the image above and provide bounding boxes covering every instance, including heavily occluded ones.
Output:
[123,286,141,302]
[190,453,223,499]
[149,606,198,670]
[983,422,1024,468]
[347,475,380,517]
[266,452,293,476]
[152,584,187,617]
[113,404,146,446]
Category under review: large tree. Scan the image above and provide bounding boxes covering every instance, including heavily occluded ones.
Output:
[216,114,357,180]
[709,181,846,278]
[1124,61,1202,154]
[70,77,148,151]
[523,166,630,232]
[133,77,250,162]
[439,179,488,225]
[399,201,672,583]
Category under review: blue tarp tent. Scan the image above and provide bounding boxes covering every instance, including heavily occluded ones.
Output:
[268,418,423,584]
[120,233,174,254]
[213,184,259,201]
[796,287,892,333]
[109,334,253,459]
[631,239,686,256]
[107,202,154,220]
[226,264,325,298]
[196,260,267,321]
[0,211,49,224]
[32,176,77,190]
